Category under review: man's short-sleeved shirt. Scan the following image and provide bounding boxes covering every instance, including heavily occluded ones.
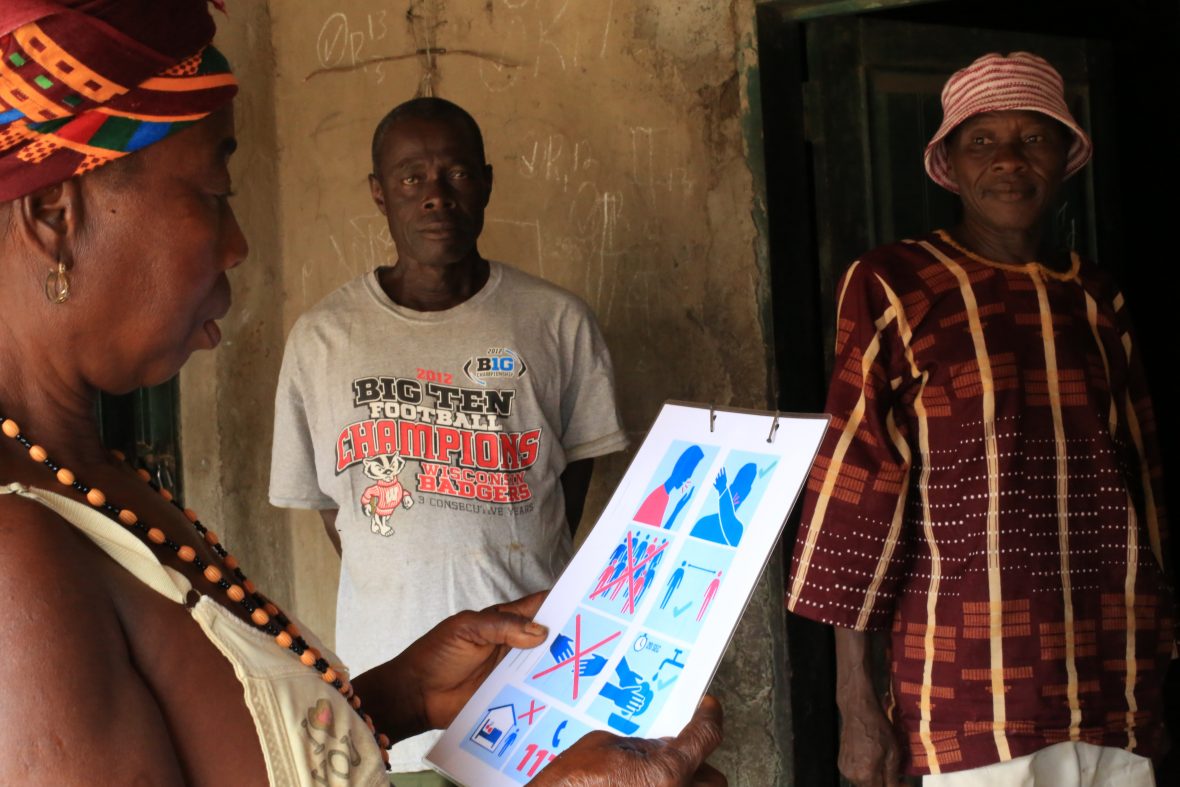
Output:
[786,232,1174,776]
[269,261,627,770]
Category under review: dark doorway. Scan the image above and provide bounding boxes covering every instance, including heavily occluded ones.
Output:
[98,381,182,497]
[758,1,1179,784]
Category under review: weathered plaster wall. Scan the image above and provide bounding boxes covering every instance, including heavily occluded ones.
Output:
[185,1,789,782]
[180,1,296,610]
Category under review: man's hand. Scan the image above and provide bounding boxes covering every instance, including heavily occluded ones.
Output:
[835,628,901,787]
[356,592,547,741]
[837,695,901,787]
[529,696,726,786]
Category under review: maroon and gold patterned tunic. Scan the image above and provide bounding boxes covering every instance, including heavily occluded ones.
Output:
[786,230,1174,776]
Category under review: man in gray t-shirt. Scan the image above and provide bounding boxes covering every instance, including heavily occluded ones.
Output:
[269,98,627,780]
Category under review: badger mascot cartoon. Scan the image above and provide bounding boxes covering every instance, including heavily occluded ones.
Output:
[359,454,414,536]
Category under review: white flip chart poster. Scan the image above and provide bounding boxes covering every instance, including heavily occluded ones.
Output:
[427,402,828,785]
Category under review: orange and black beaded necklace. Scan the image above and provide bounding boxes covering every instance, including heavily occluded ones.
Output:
[0,413,393,769]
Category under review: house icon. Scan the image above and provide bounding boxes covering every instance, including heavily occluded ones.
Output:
[470,704,518,754]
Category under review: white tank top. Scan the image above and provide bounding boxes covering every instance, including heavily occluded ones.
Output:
[1,482,388,787]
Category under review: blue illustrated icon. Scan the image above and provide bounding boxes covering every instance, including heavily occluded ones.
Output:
[646,538,735,641]
[501,712,593,784]
[525,608,622,704]
[459,685,545,768]
[472,704,515,753]
[588,631,689,737]
[689,451,777,547]
[551,720,569,747]
[633,441,719,531]
[585,529,671,618]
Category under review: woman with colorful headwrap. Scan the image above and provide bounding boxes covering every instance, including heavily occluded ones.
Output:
[0,2,725,784]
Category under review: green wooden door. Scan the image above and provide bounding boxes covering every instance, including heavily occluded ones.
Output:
[98,380,181,496]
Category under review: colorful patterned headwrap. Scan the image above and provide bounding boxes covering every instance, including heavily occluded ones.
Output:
[0,0,237,201]
[924,52,1093,194]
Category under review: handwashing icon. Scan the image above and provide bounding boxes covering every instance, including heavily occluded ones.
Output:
[600,657,654,734]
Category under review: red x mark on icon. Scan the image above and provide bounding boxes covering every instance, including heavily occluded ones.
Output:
[521,700,546,725]
[531,614,621,700]
[589,531,668,614]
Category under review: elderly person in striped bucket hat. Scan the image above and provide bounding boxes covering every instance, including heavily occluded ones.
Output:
[786,52,1171,787]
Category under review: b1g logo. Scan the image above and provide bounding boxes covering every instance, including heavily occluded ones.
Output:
[464,348,528,386]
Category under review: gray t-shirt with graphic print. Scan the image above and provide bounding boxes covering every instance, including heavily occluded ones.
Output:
[268,260,627,771]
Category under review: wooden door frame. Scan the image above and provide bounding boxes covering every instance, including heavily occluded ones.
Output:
[760,0,945,24]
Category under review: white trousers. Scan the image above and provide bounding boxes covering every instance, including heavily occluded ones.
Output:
[922,742,1154,787]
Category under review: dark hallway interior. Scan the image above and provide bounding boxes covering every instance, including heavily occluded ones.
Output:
[758,1,1180,783]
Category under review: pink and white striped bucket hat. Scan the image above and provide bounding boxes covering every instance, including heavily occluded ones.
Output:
[923,51,1093,193]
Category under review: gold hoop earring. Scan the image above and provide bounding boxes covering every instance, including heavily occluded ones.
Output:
[45,259,70,304]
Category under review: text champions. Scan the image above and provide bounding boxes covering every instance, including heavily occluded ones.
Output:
[340,375,543,503]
